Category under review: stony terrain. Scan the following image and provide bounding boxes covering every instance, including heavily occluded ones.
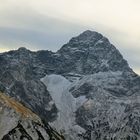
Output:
[0,30,140,140]
[0,92,64,140]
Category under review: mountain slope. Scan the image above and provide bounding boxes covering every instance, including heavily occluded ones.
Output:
[0,30,140,140]
[0,92,65,140]
[57,30,131,75]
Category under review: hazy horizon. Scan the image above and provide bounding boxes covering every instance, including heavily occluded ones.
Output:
[0,0,140,74]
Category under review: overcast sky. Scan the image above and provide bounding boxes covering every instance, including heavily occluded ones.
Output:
[0,0,140,74]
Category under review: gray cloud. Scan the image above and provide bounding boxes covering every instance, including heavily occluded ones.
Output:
[0,9,87,51]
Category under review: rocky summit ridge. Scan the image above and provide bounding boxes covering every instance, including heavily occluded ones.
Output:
[0,30,140,140]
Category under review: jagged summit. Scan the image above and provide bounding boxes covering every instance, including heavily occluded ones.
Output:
[71,30,103,42]
[57,30,131,74]
[0,30,132,76]
[16,47,31,56]
[2,30,132,75]
[58,30,112,54]
[5,47,32,60]
[59,30,108,50]
[17,47,29,51]
[80,30,100,35]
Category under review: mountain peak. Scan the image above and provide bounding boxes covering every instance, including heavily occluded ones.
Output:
[58,30,131,74]
[79,30,103,38]
[58,30,110,53]
[18,47,29,51]
[68,30,104,46]
[0,30,139,140]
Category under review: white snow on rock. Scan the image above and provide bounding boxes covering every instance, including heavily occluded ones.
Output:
[41,74,86,137]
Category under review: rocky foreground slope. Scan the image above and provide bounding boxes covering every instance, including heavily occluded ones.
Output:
[0,30,140,139]
[0,92,64,140]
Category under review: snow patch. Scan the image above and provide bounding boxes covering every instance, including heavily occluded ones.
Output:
[41,74,86,133]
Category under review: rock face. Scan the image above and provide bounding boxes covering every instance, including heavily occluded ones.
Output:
[57,30,130,75]
[0,48,57,123]
[0,30,140,140]
[0,92,64,140]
